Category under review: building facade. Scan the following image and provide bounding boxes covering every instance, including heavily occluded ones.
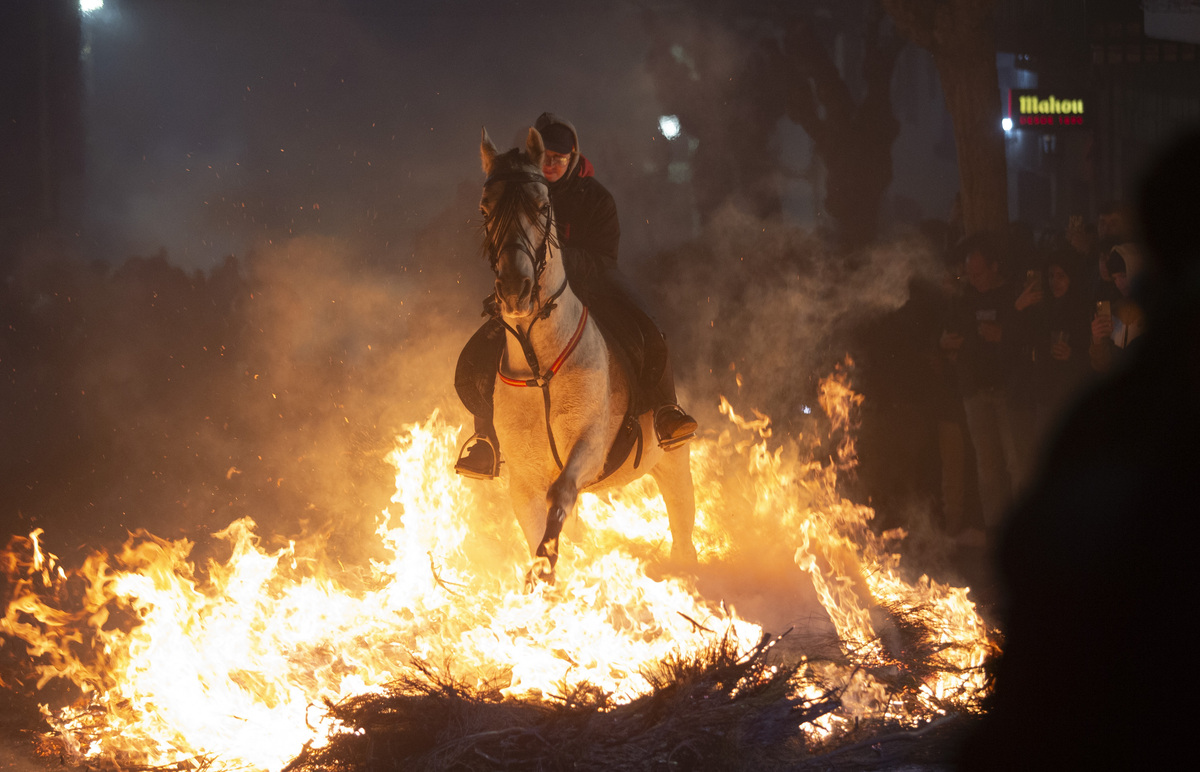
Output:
[996,0,1199,233]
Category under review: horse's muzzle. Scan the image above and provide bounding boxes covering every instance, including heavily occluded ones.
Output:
[495,275,533,317]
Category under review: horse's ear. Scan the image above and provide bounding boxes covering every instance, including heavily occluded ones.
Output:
[526,127,545,168]
[481,127,499,175]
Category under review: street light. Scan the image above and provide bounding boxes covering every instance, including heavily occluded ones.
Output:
[81,0,103,12]
[1002,117,1014,132]
[658,115,681,140]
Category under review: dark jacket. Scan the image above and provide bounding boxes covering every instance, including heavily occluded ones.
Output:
[553,157,620,272]
[960,296,1200,772]
[534,112,620,274]
[1037,290,1093,409]
[534,112,663,407]
[949,282,1020,396]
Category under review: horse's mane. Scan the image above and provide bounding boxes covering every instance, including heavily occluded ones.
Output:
[480,149,559,265]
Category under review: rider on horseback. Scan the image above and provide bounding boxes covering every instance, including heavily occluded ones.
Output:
[455,112,697,479]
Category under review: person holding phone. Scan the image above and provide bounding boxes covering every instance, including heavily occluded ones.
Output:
[1089,242,1147,373]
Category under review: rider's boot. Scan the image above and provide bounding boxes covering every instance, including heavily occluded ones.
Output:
[454,320,505,479]
[655,404,698,450]
[455,433,501,479]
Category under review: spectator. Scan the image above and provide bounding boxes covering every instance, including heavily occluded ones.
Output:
[1033,250,1093,441]
[1006,240,1046,488]
[939,232,1021,535]
[1084,201,1133,307]
[925,224,982,541]
[1089,242,1147,373]
[1097,198,1135,249]
[1065,213,1097,264]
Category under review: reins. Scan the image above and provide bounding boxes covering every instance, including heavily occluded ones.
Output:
[483,169,553,289]
[485,166,586,471]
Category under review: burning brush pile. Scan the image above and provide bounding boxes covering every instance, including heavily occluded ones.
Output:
[1,368,996,771]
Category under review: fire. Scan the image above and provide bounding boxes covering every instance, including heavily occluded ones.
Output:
[1,368,995,768]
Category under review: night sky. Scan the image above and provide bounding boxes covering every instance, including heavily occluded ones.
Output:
[66,0,958,269]
[75,0,689,269]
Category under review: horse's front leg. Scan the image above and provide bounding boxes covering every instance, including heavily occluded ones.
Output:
[535,424,607,581]
[511,474,561,591]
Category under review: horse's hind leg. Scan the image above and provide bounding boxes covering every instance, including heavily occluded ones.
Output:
[651,445,697,568]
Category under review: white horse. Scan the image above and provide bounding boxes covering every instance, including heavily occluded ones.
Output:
[479,126,697,583]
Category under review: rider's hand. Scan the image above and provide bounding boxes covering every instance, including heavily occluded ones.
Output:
[1091,315,1113,344]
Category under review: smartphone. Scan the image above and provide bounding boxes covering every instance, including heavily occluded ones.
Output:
[1096,300,1111,319]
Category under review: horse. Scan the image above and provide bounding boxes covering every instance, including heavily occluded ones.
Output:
[478,126,697,584]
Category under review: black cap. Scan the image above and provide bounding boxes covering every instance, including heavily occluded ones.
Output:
[540,123,574,154]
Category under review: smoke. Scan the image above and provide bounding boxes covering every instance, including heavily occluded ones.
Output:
[642,203,942,432]
[74,0,677,271]
[2,183,947,586]
[0,214,487,565]
[618,203,953,633]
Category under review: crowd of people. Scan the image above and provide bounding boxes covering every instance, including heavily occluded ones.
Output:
[910,199,1153,550]
[959,126,1200,772]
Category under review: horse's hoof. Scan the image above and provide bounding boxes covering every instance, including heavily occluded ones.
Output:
[524,562,556,592]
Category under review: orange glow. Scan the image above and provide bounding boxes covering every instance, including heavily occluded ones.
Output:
[1,370,995,768]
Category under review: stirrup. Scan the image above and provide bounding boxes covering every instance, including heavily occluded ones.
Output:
[454,434,500,480]
[655,405,697,450]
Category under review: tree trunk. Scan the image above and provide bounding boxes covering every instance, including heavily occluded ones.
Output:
[882,0,1009,237]
[933,35,1008,235]
[781,11,904,250]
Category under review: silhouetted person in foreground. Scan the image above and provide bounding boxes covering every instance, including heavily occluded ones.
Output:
[960,128,1200,769]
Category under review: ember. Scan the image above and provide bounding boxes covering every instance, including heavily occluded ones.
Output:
[1,371,995,770]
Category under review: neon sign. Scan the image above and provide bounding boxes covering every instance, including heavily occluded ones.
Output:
[1008,90,1089,129]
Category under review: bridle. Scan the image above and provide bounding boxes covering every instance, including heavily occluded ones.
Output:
[482,170,557,302]
[482,166,586,470]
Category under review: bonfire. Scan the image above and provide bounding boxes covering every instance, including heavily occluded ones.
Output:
[0,366,996,770]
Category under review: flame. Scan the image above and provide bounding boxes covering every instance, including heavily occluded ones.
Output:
[1,368,996,768]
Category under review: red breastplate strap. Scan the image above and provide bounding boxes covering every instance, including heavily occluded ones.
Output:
[498,306,589,388]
